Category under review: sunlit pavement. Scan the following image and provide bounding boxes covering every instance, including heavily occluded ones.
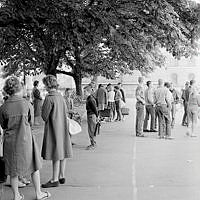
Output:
[136,105,200,200]
[2,100,199,200]
[1,99,135,200]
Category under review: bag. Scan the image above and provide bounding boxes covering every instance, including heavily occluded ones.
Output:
[120,100,126,108]
[0,157,7,183]
[68,118,82,135]
[121,107,130,115]
[100,109,110,118]
[94,121,101,136]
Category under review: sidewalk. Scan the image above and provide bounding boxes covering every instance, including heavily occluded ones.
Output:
[1,99,135,200]
[136,105,200,200]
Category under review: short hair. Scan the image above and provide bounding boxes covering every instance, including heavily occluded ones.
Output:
[42,75,58,90]
[33,80,39,87]
[190,79,195,86]
[114,85,119,90]
[185,81,189,86]
[146,81,151,87]
[118,82,122,85]
[84,84,92,90]
[65,88,72,92]
[3,76,22,96]
[164,82,170,88]
[107,83,111,87]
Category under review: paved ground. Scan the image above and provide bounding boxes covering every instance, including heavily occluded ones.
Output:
[136,105,200,200]
[1,99,135,200]
[1,100,200,200]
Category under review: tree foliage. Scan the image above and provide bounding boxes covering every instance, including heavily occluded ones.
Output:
[0,0,200,94]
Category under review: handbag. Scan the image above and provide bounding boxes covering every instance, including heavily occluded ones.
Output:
[121,107,130,115]
[120,100,126,108]
[68,118,82,135]
[100,109,110,117]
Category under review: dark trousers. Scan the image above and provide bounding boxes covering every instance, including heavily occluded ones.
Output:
[171,103,176,128]
[182,102,188,125]
[143,105,155,131]
[115,100,122,121]
[87,114,97,145]
[136,103,144,135]
[156,105,171,137]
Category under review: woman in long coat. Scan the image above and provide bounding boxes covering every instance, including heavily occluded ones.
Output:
[0,77,50,200]
[32,80,43,125]
[41,75,72,188]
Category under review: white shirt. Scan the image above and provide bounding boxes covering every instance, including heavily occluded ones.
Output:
[108,91,115,102]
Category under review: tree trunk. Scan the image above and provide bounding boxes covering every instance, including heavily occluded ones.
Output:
[73,74,82,96]
[45,51,62,76]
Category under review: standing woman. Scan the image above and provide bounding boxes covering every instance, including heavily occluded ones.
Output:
[32,80,43,125]
[0,77,50,200]
[41,75,73,188]
[114,86,122,121]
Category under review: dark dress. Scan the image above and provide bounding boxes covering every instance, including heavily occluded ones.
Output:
[32,87,42,117]
[0,95,42,177]
[41,91,73,161]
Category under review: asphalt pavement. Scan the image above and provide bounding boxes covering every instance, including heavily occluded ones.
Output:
[1,100,200,200]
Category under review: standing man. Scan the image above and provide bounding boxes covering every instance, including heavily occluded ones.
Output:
[143,81,157,132]
[154,79,172,139]
[84,84,99,150]
[118,82,126,103]
[169,83,179,128]
[96,84,108,119]
[135,77,145,137]
[181,81,190,126]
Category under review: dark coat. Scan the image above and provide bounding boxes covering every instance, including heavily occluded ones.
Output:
[32,87,42,117]
[41,90,72,161]
[0,95,41,177]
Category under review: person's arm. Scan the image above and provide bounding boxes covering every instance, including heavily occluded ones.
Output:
[147,90,154,105]
[28,102,34,126]
[41,96,52,122]
[89,98,98,117]
[166,91,172,110]
[34,89,42,100]
[136,87,145,104]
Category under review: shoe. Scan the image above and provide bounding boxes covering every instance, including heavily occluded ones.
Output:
[136,134,145,137]
[19,177,31,185]
[41,180,59,188]
[86,144,96,150]
[165,136,174,140]
[143,129,149,132]
[150,129,157,132]
[18,180,26,188]
[36,191,51,200]
[59,178,65,184]
[191,134,197,137]
[158,136,165,139]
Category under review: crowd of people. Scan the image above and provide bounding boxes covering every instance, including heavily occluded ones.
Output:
[0,75,129,200]
[135,77,200,139]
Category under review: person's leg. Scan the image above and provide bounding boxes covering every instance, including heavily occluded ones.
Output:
[59,159,66,179]
[143,106,149,131]
[10,176,21,200]
[186,108,192,136]
[157,107,164,138]
[150,106,156,131]
[136,105,144,136]
[182,103,187,125]
[87,114,96,147]
[52,160,60,182]
[171,104,176,128]
[32,170,51,199]
[191,110,198,136]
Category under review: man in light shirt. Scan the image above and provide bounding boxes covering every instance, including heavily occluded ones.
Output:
[135,77,145,137]
[154,80,172,139]
[143,81,157,132]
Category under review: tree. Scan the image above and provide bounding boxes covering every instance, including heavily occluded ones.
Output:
[0,0,200,95]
